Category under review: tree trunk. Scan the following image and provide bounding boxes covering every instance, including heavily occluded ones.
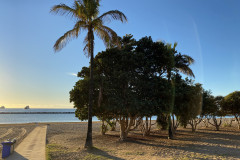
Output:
[142,117,152,136]
[119,116,126,141]
[189,118,202,133]
[203,117,210,128]
[234,115,240,129]
[101,120,108,135]
[167,74,174,139]
[85,29,94,148]
[106,119,116,131]
[207,116,222,131]
[167,70,175,139]
[172,114,179,134]
[120,128,127,141]
[119,115,135,141]
[189,120,196,132]
[191,126,196,132]
[183,124,187,128]
[215,117,222,131]
[168,115,173,139]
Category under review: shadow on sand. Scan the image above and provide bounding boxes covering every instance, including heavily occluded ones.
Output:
[122,128,240,159]
[88,147,124,160]
[5,152,28,160]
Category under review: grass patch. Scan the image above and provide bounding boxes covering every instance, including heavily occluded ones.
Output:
[81,146,121,160]
[83,153,112,160]
[124,151,145,156]
[171,154,229,160]
[46,144,69,160]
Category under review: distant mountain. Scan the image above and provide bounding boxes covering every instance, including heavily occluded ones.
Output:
[0,106,5,109]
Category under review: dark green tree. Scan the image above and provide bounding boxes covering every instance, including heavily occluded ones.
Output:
[71,35,138,140]
[201,90,225,131]
[173,74,202,132]
[200,90,215,128]
[222,91,240,129]
[134,37,173,136]
[165,42,195,138]
[51,0,127,148]
[71,35,196,140]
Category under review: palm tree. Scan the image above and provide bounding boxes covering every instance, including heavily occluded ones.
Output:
[166,42,195,78]
[50,0,127,148]
[166,42,195,139]
[175,54,195,78]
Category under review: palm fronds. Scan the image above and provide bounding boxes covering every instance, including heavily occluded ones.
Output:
[95,25,120,48]
[53,28,78,52]
[51,0,127,55]
[53,21,87,52]
[177,65,195,78]
[183,55,195,65]
[50,4,76,19]
[97,10,127,23]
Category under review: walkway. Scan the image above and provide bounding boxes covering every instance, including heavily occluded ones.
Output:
[6,125,47,160]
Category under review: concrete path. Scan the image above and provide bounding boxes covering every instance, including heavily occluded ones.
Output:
[6,125,47,160]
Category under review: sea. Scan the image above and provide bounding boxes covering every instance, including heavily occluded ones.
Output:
[0,108,99,124]
[0,109,232,124]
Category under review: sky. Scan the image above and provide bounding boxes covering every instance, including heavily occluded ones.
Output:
[0,0,240,108]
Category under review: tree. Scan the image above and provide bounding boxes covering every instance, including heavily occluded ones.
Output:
[173,74,202,132]
[164,42,195,138]
[71,35,138,141]
[71,35,197,140]
[96,38,138,140]
[134,37,173,136]
[51,0,127,148]
[71,35,174,140]
[208,96,225,131]
[201,90,225,131]
[186,84,203,132]
[156,113,169,130]
[222,91,240,129]
[201,90,215,128]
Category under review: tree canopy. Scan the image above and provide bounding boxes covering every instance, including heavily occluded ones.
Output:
[70,35,199,139]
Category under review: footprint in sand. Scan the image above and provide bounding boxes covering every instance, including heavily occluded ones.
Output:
[15,128,27,140]
[0,128,13,139]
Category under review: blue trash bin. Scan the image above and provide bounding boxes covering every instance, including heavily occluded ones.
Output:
[2,141,13,158]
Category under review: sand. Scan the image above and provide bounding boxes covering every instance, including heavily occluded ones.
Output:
[0,119,239,160]
[0,123,37,158]
[46,121,240,160]
[6,125,47,160]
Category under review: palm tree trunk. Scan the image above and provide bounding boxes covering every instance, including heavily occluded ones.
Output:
[168,114,173,139]
[167,73,173,139]
[85,29,94,148]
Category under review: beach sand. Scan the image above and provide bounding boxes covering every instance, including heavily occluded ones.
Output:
[0,119,239,159]
[0,123,37,158]
[46,120,240,160]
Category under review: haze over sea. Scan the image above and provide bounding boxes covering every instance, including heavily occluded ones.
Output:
[0,108,99,124]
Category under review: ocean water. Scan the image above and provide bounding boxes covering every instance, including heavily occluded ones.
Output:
[0,109,99,124]
[0,109,232,124]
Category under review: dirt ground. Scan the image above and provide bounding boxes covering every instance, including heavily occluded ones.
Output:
[46,121,240,160]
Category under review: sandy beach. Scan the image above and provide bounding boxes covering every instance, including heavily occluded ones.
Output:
[0,120,239,159]
[45,120,240,160]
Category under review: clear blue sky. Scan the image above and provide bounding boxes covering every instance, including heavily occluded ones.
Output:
[0,0,240,108]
